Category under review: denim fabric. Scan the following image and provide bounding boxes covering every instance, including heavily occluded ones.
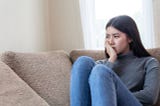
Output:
[70,56,142,106]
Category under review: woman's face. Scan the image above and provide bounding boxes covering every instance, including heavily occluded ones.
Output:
[105,26,132,55]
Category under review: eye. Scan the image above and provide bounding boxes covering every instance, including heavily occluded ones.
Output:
[114,35,120,38]
[113,33,120,38]
[106,34,110,39]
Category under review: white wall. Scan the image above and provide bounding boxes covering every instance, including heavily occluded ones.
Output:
[0,0,84,53]
[49,0,84,53]
[0,0,50,52]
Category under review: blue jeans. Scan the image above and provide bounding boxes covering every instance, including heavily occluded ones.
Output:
[70,56,142,106]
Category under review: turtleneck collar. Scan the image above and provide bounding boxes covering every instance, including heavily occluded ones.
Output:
[117,51,136,60]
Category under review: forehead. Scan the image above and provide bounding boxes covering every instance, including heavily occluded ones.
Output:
[106,26,122,34]
[106,26,129,39]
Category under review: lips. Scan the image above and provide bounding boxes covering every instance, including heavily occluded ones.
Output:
[112,47,117,52]
[112,47,116,49]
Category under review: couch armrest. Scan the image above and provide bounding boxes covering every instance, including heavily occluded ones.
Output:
[0,61,50,106]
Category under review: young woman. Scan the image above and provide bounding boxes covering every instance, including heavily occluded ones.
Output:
[70,15,160,106]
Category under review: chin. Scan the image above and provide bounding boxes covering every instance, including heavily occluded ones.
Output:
[117,51,122,55]
[117,53,123,56]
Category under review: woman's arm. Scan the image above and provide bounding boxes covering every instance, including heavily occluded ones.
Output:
[133,58,160,105]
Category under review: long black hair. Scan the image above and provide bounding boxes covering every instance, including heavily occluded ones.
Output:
[105,15,151,57]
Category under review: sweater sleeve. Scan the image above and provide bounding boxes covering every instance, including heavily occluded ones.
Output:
[133,58,160,105]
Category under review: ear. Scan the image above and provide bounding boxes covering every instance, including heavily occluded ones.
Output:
[127,38,132,43]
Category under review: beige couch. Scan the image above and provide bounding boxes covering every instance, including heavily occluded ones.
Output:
[0,48,160,106]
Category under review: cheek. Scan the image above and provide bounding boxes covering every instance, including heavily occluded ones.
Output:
[116,37,129,45]
[115,39,129,49]
[114,39,124,46]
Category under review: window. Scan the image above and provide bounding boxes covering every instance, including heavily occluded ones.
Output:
[79,0,155,49]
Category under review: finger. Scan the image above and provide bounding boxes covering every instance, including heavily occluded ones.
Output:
[105,40,110,48]
[104,39,107,47]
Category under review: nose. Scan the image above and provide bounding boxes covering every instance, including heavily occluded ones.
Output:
[108,37,114,45]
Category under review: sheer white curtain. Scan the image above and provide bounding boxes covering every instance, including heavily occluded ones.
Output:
[79,0,155,49]
[152,0,160,47]
[141,0,155,48]
[78,0,96,49]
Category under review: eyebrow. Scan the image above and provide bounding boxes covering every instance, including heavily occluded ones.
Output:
[106,33,120,36]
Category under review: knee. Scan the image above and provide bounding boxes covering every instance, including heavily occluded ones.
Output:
[92,64,112,76]
[73,56,95,68]
[72,56,95,75]
[89,64,112,82]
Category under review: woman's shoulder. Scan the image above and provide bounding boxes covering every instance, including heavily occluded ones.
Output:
[141,56,160,69]
[137,56,158,62]
[142,56,159,63]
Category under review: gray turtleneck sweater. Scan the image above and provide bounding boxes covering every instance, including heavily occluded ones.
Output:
[96,51,160,106]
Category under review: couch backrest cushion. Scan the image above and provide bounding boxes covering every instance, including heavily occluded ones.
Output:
[147,48,160,61]
[70,48,160,62]
[1,51,72,106]
[70,49,105,63]
[0,61,49,106]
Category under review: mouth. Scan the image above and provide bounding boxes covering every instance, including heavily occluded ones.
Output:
[112,47,116,50]
[112,47,117,52]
